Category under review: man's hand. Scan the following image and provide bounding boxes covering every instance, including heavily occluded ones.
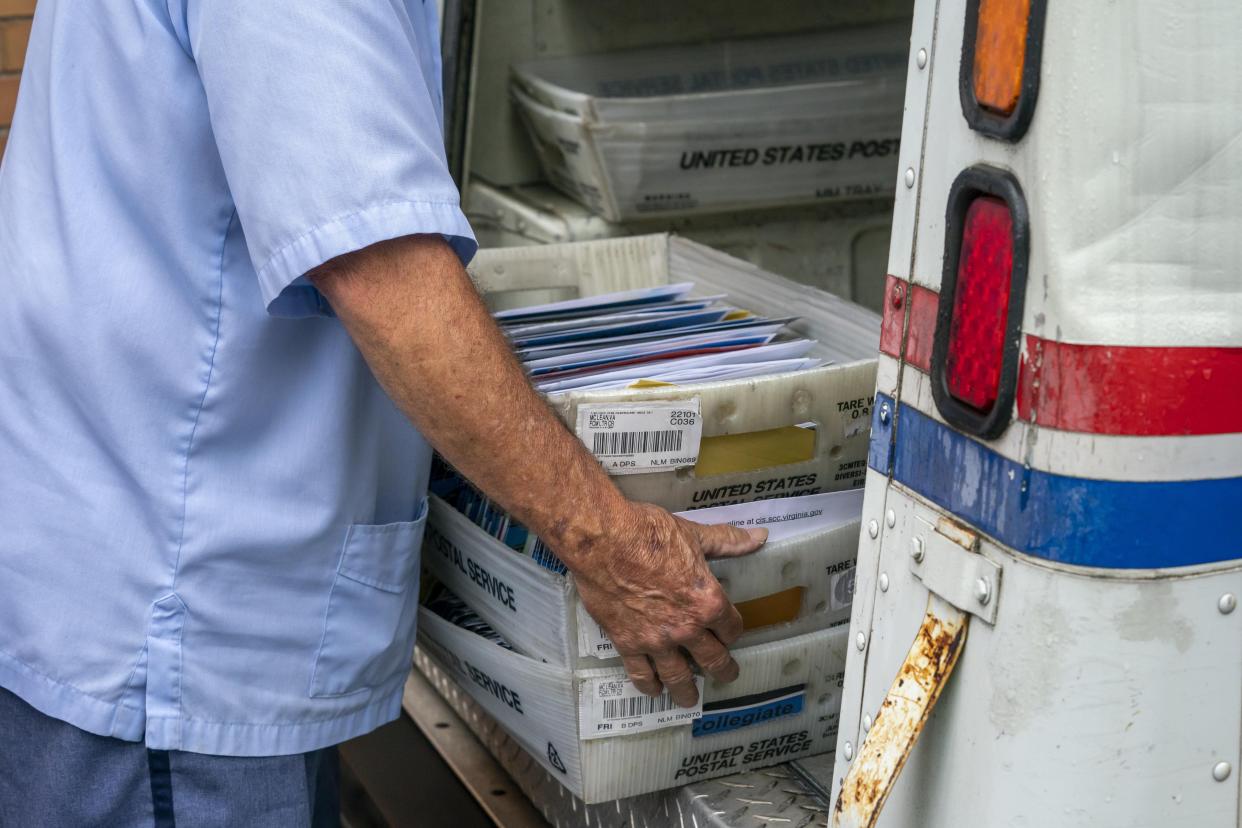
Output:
[310,234,763,708]
[573,503,766,707]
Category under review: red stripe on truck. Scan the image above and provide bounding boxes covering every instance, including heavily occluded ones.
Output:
[878,275,905,359]
[878,275,937,372]
[1017,336,1242,436]
[880,276,1242,436]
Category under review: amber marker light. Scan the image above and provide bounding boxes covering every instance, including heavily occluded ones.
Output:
[973,0,1029,115]
[960,0,1046,140]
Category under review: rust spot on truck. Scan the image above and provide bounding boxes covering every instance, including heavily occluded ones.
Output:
[832,598,969,828]
[935,515,979,551]
[904,610,966,688]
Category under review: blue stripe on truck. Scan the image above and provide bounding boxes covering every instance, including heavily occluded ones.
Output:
[869,393,1242,569]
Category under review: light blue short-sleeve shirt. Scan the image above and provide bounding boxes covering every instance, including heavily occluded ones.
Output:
[0,0,476,755]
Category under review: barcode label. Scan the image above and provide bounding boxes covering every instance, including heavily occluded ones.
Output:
[579,673,703,740]
[575,400,702,475]
[576,602,616,659]
[591,428,683,456]
[601,693,678,720]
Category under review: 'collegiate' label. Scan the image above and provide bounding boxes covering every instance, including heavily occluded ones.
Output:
[692,684,806,738]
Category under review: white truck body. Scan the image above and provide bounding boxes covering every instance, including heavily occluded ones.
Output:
[831,1,1242,825]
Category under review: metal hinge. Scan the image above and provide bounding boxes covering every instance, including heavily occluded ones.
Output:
[909,517,1002,624]
[833,594,968,828]
[833,519,999,828]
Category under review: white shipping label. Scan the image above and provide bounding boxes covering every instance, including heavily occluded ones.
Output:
[579,674,703,740]
[575,602,616,660]
[575,400,702,475]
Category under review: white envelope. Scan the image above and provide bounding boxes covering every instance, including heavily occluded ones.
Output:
[675,489,865,544]
[535,340,818,392]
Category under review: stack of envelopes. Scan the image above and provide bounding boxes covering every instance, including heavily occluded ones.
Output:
[500,282,821,394]
[433,281,826,573]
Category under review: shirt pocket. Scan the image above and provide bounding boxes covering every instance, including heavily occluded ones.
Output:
[309,498,427,698]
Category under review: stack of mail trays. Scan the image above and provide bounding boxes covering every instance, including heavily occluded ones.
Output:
[417,233,880,802]
[510,22,908,221]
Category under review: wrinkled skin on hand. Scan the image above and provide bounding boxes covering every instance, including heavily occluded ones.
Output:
[571,502,766,708]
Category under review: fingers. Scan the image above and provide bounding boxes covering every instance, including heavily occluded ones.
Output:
[651,650,700,708]
[707,600,745,646]
[622,655,663,697]
[685,520,768,559]
[682,631,739,684]
[618,597,743,703]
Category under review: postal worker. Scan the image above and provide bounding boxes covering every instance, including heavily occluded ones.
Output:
[0,1,764,823]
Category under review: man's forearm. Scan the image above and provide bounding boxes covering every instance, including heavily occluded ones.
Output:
[311,234,766,708]
[309,234,626,564]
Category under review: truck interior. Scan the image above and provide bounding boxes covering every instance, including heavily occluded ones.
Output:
[343,3,920,826]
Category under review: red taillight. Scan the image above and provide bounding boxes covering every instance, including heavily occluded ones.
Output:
[932,165,1027,439]
[944,196,1013,413]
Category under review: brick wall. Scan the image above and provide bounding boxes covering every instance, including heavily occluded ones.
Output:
[0,0,34,159]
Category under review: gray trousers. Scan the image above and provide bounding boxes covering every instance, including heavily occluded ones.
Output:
[0,688,338,827]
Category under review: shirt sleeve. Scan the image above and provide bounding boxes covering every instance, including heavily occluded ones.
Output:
[184,0,477,317]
